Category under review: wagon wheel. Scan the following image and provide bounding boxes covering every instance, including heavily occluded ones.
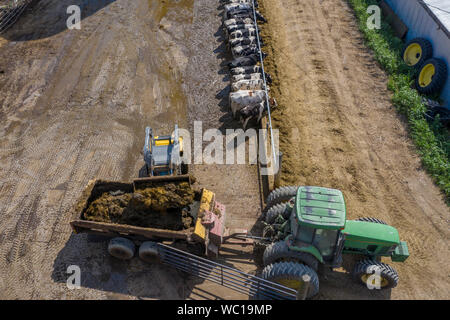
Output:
[108,237,135,260]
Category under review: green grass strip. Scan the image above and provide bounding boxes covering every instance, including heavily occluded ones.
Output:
[348,0,450,204]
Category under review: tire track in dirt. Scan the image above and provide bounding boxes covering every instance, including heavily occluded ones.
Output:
[259,0,449,299]
[0,0,196,299]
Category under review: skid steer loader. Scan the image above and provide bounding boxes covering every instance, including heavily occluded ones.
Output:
[140,125,188,177]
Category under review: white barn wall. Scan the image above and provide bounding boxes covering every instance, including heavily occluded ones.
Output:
[385,0,450,108]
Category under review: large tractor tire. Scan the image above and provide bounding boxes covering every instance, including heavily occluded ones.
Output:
[264,202,288,224]
[352,259,399,290]
[108,237,135,260]
[263,240,318,271]
[265,186,299,209]
[416,58,448,95]
[402,38,432,68]
[262,262,320,299]
[356,217,387,225]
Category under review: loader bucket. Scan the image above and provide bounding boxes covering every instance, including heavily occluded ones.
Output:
[133,174,192,191]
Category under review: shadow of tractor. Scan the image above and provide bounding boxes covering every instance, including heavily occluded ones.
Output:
[52,233,199,299]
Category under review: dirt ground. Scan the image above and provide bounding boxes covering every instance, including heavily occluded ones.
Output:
[1,0,448,301]
[0,0,261,299]
[259,0,449,299]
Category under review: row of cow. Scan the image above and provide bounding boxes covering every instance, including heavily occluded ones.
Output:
[222,0,277,129]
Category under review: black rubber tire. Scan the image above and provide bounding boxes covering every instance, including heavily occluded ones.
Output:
[265,203,288,224]
[352,259,399,290]
[356,217,387,225]
[416,58,448,95]
[108,237,135,260]
[138,164,149,178]
[139,241,160,263]
[401,37,433,68]
[265,186,299,209]
[181,163,189,175]
[425,106,450,127]
[261,262,320,299]
[263,241,319,271]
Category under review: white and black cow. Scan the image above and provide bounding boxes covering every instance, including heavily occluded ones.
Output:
[229,90,266,117]
[229,36,257,49]
[224,3,252,14]
[231,72,262,83]
[231,44,258,58]
[231,66,272,84]
[229,28,256,40]
[231,65,262,75]
[224,7,266,22]
[228,54,259,68]
[226,23,256,37]
[223,17,253,28]
[223,0,256,7]
[238,97,277,129]
[231,79,265,92]
[238,102,265,129]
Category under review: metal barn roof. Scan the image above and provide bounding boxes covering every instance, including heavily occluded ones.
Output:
[422,0,450,36]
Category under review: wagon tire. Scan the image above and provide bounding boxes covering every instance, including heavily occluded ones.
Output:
[402,37,432,68]
[261,262,319,299]
[108,237,135,260]
[265,186,299,209]
[353,259,399,289]
[263,240,318,271]
[139,241,160,263]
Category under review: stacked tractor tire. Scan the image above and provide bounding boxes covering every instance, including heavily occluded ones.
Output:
[222,0,277,129]
[402,37,448,95]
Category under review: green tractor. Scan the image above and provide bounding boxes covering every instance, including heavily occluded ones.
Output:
[259,186,409,298]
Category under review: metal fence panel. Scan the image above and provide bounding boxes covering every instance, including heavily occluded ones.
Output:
[0,0,33,34]
[157,243,297,300]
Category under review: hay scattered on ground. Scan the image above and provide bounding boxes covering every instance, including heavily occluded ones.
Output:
[84,182,196,230]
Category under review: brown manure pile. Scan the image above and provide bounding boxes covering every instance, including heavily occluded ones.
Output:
[84,182,196,230]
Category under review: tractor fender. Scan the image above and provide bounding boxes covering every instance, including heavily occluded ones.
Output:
[285,235,324,264]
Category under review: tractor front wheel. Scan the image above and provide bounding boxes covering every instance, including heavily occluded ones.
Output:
[262,262,320,299]
[356,217,387,225]
[352,259,399,290]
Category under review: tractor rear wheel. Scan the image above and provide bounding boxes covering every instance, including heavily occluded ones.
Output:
[265,186,299,209]
[352,259,399,290]
[108,237,135,260]
[264,202,288,224]
[356,217,387,225]
[263,240,318,271]
[261,262,319,298]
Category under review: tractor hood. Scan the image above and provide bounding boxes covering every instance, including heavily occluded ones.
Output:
[342,220,400,246]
